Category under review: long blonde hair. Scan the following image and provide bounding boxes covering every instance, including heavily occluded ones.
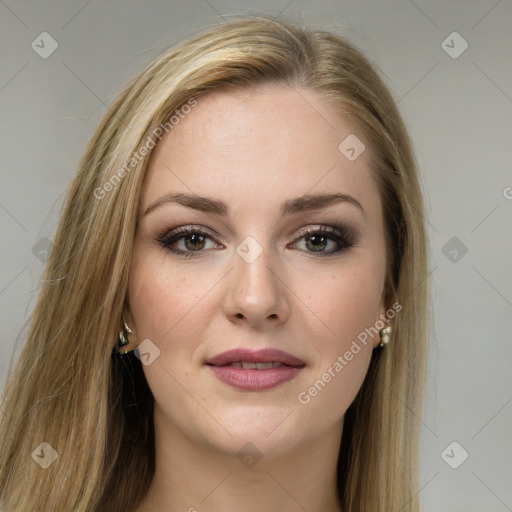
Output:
[0,13,429,511]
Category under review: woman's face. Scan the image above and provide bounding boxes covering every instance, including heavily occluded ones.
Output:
[128,85,388,457]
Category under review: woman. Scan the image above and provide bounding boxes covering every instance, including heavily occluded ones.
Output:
[0,13,430,512]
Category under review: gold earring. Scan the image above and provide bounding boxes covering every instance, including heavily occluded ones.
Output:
[379,326,392,347]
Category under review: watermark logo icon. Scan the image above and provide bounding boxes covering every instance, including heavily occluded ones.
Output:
[31,442,58,469]
[442,236,468,263]
[236,236,263,264]
[338,134,366,161]
[441,441,469,469]
[31,32,59,59]
[32,237,53,263]
[441,32,468,59]
[236,442,262,468]
[134,339,161,366]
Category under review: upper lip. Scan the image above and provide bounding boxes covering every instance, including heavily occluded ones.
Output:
[205,348,305,367]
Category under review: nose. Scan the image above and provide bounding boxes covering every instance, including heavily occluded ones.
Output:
[222,239,290,328]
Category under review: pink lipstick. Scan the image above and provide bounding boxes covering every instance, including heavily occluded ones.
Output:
[205,348,305,391]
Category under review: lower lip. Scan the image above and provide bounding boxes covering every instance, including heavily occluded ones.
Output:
[208,365,303,390]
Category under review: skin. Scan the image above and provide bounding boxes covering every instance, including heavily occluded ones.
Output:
[127,84,389,512]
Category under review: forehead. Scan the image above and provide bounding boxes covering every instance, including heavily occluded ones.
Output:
[141,85,380,218]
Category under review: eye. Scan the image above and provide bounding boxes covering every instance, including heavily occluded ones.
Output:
[291,224,356,256]
[157,226,222,259]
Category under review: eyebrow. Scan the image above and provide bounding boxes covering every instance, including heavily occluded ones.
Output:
[143,192,366,219]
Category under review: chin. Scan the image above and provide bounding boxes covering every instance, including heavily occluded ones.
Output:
[208,405,303,455]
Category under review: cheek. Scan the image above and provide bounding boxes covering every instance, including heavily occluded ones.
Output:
[298,346,373,432]
[292,263,383,416]
[293,262,385,350]
[127,259,211,407]
[128,257,213,341]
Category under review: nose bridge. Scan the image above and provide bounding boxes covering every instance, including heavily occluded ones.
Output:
[226,234,288,322]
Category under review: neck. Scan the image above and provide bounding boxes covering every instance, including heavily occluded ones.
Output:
[134,405,344,512]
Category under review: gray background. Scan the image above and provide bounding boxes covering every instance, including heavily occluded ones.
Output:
[1,1,511,510]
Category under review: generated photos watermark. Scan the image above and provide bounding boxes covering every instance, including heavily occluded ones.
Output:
[297,301,402,405]
[93,97,197,200]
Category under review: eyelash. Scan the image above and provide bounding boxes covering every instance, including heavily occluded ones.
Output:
[156,224,356,259]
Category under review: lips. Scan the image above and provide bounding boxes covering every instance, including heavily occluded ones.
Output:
[205,348,305,391]
[205,348,305,367]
